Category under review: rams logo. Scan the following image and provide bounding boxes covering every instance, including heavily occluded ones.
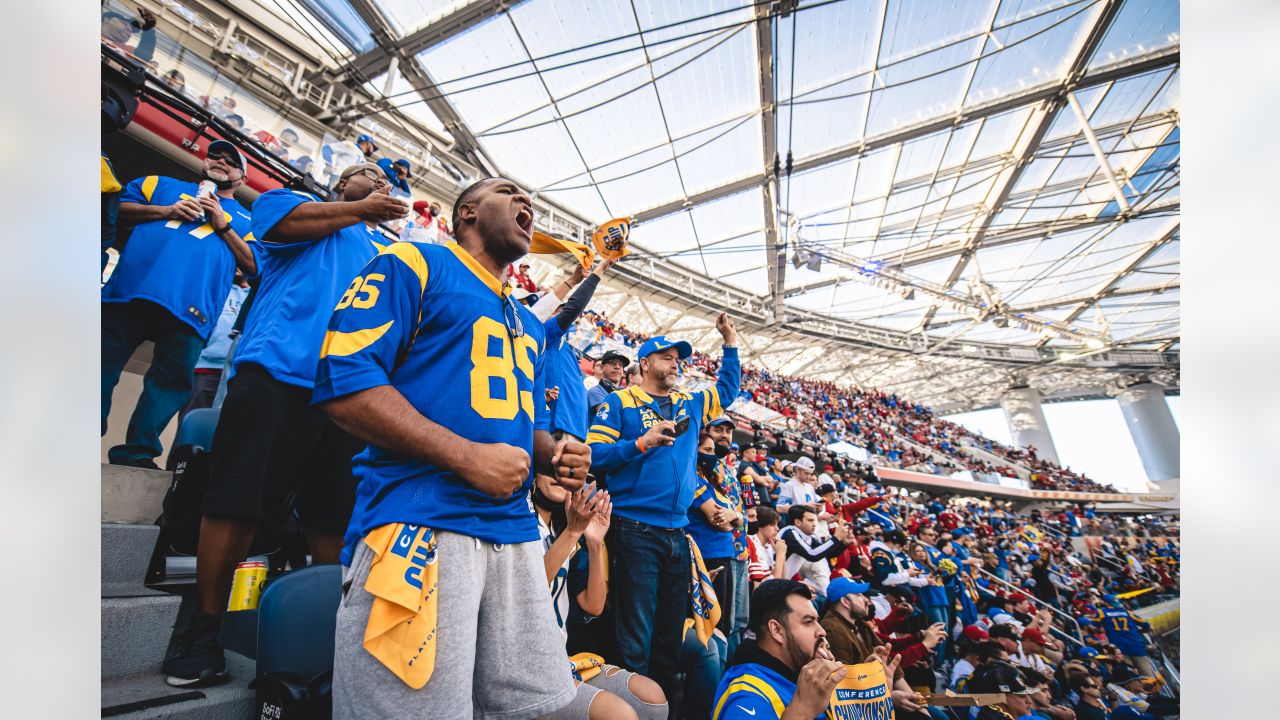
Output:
[596,404,609,420]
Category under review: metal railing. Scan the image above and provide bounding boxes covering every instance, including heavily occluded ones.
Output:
[976,567,1084,646]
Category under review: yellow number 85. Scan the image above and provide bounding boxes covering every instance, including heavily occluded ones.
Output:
[336,273,384,310]
[470,317,537,420]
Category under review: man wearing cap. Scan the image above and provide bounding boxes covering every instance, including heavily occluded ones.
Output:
[586,313,739,700]
[375,157,413,198]
[510,260,538,293]
[967,661,1040,720]
[868,529,918,591]
[356,133,379,160]
[585,349,629,415]
[819,578,941,719]
[162,162,408,686]
[102,139,257,468]
[775,456,825,519]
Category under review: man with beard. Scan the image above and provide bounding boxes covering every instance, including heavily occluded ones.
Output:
[587,317,740,702]
[819,578,943,719]
[162,162,407,686]
[586,349,629,415]
[714,579,900,719]
[314,177,593,718]
[103,140,257,468]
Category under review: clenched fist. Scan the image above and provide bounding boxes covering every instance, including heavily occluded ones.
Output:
[462,443,530,498]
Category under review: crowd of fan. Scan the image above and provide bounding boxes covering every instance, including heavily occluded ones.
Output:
[571,310,1120,495]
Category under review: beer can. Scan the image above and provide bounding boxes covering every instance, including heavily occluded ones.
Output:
[227,561,268,611]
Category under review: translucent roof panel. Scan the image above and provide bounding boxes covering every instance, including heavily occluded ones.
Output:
[375,0,475,38]
[398,0,1177,356]
[295,0,376,54]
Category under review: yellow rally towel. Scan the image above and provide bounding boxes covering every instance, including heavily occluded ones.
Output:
[568,652,607,686]
[1116,586,1156,599]
[687,535,721,647]
[826,661,895,720]
[532,230,596,270]
[361,523,440,689]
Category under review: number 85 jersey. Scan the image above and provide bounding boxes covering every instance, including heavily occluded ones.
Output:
[313,240,548,557]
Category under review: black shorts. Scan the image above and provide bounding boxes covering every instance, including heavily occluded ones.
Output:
[202,363,365,533]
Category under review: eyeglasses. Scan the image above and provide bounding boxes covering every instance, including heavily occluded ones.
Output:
[344,168,389,187]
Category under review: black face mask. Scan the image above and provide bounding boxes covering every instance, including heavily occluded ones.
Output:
[747,520,759,535]
[697,452,720,473]
[713,442,731,459]
[532,488,563,513]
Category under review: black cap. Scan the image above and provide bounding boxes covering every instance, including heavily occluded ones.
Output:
[817,484,837,495]
[968,660,1036,695]
[598,350,630,368]
[987,623,1020,640]
[884,529,908,546]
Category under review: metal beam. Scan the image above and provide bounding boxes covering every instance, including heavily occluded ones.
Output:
[1060,223,1179,325]
[346,0,514,80]
[783,275,853,298]
[630,45,1178,224]
[918,0,1127,330]
[755,3,784,321]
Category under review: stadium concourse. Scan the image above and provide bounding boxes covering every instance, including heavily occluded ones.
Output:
[100,0,1180,719]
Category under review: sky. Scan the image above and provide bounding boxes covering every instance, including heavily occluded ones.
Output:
[942,396,1180,493]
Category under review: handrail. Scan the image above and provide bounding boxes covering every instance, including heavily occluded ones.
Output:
[976,567,1084,646]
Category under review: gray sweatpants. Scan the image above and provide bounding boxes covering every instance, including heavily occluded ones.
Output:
[334,531,576,720]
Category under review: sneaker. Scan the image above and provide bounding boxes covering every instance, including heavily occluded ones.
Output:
[163,613,228,687]
[110,456,161,470]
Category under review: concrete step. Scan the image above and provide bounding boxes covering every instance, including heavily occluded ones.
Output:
[103,593,183,681]
[103,463,171,525]
[103,523,162,591]
[101,651,255,720]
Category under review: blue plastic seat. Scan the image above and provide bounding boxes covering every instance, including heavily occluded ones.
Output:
[256,564,343,677]
[174,407,220,453]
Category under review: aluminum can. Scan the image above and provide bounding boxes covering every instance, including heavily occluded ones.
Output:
[227,561,268,611]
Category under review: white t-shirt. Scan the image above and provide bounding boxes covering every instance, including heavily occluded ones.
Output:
[949,658,976,691]
[538,514,575,640]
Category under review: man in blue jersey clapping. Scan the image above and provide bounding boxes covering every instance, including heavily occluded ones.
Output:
[312,177,592,719]
[586,312,740,701]
[102,140,257,469]
[162,162,407,687]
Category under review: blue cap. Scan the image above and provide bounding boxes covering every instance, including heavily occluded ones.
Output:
[827,578,874,603]
[707,416,735,429]
[730,442,740,451]
[393,158,412,178]
[637,335,692,360]
[206,139,246,171]
[1102,593,1120,605]
[357,133,378,151]
[1078,646,1098,658]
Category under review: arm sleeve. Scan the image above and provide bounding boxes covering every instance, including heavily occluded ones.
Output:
[311,243,429,404]
[781,528,845,562]
[585,394,642,471]
[530,291,559,322]
[715,687,778,720]
[695,346,740,425]
[250,189,318,249]
[133,28,156,62]
[555,274,599,331]
[533,332,549,434]
[120,175,160,205]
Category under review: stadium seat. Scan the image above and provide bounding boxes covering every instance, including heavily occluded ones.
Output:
[256,563,343,677]
[174,407,219,453]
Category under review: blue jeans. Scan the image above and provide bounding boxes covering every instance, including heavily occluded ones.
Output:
[728,557,749,661]
[102,300,205,463]
[606,517,690,700]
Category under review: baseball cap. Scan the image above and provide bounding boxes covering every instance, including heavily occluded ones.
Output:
[730,442,740,451]
[817,484,836,496]
[1008,592,1029,604]
[969,662,1037,696]
[793,457,816,471]
[598,350,631,368]
[357,133,379,152]
[827,578,876,603]
[1022,628,1049,646]
[637,335,692,360]
[961,625,989,642]
[511,287,537,303]
[1109,666,1148,685]
[707,416,735,429]
[393,158,412,177]
[1077,646,1099,659]
[988,623,1020,640]
[206,139,246,171]
[823,464,834,471]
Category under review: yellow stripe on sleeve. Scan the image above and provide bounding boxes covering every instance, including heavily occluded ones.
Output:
[141,175,159,203]
[711,677,784,720]
[101,157,121,193]
[379,241,430,294]
[589,424,619,439]
[320,320,394,358]
[586,432,617,445]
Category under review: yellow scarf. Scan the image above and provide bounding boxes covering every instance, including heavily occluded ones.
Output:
[360,523,440,689]
[687,535,721,647]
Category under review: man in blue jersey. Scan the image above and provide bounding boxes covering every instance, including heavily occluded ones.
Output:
[162,162,408,687]
[712,579,851,719]
[545,258,615,443]
[311,177,593,719]
[586,315,740,700]
[1091,596,1156,678]
[102,140,257,468]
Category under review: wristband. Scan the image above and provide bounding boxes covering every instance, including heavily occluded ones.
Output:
[214,225,233,237]
[636,438,647,454]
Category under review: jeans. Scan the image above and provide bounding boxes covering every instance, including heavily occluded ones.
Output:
[924,604,949,659]
[728,557,749,661]
[606,517,691,701]
[102,300,205,463]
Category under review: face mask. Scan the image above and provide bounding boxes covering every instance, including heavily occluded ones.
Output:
[697,453,719,472]
[747,520,759,534]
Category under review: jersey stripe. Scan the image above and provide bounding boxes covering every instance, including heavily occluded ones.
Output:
[380,241,430,293]
[320,320,395,358]
[586,431,617,444]
[711,676,785,720]
[140,175,159,202]
[446,241,504,295]
[589,424,620,439]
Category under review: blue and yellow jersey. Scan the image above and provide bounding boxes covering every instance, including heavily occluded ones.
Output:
[1092,607,1150,656]
[720,458,750,562]
[686,468,737,559]
[585,348,741,528]
[102,175,254,339]
[237,188,385,387]
[713,662,794,720]
[312,240,548,559]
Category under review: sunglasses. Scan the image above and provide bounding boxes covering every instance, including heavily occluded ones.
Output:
[208,151,239,166]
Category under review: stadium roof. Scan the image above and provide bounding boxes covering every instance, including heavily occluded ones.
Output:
[241,0,1180,411]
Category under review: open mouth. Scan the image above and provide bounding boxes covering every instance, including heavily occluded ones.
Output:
[515,206,534,237]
